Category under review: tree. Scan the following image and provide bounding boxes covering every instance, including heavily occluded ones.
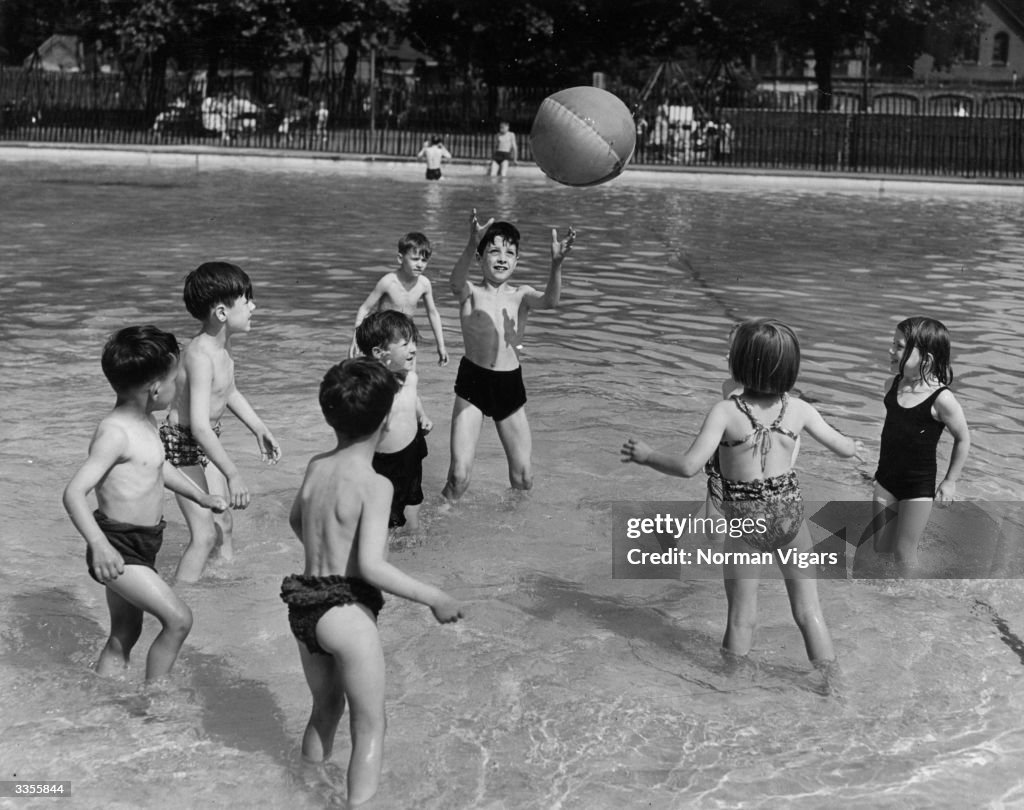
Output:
[761,0,983,110]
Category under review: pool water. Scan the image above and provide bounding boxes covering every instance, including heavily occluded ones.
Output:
[2,153,1023,809]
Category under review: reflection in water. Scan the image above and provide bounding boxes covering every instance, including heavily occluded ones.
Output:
[2,159,1024,808]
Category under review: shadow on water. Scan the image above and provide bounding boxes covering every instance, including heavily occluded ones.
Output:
[5,586,295,764]
[506,573,817,694]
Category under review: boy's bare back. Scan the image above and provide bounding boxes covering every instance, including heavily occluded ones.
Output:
[290,449,393,578]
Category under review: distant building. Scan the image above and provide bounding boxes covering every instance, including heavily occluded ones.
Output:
[23,34,116,73]
[915,0,1024,82]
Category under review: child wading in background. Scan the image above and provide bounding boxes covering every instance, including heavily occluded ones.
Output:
[348,232,448,366]
[622,319,863,687]
[417,135,452,180]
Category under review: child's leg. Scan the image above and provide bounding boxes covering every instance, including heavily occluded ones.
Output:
[870,482,900,553]
[890,500,934,576]
[309,605,386,807]
[105,566,193,681]
[172,464,227,583]
[721,537,761,656]
[443,397,483,502]
[495,407,532,490]
[96,587,145,676]
[403,503,422,532]
[776,524,835,664]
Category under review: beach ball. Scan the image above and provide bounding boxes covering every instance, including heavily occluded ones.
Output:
[530,86,636,187]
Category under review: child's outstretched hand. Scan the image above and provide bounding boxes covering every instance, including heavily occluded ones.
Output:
[431,596,465,624]
[437,347,449,366]
[851,439,868,463]
[552,225,576,263]
[469,208,494,242]
[621,437,652,465]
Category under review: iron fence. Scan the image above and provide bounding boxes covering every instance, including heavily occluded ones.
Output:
[2,66,1023,179]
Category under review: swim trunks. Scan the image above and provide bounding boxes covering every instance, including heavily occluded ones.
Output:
[86,509,166,584]
[426,167,442,181]
[280,574,385,656]
[875,377,948,501]
[160,421,221,467]
[492,150,512,164]
[454,357,527,422]
[709,470,805,552]
[373,427,428,528]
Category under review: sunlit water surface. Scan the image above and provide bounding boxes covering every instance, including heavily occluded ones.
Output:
[2,155,1024,809]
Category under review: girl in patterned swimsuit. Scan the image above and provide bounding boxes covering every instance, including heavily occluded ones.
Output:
[622,319,863,675]
[869,317,970,577]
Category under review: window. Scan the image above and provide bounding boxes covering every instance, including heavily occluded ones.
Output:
[993,31,1009,66]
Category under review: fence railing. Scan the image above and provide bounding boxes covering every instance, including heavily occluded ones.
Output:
[3,65,1024,179]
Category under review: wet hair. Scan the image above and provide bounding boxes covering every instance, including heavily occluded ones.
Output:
[355,310,420,356]
[319,357,401,437]
[398,232,432,259]
[182,261,253,320]
[430,135,443,145]
[896,316,953,385]
[101,325,179,393]
[728,319,801,395]
[476,221,520,257]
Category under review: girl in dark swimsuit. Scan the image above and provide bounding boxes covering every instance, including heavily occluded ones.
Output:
[869,317,970,576]
[622,319,863,680]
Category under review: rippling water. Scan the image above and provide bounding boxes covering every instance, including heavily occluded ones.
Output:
[2,154,1023,809]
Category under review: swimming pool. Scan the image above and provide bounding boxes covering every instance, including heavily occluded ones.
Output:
[1,152,1023,809]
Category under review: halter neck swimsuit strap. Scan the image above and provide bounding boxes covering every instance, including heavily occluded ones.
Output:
[719,394,800,471]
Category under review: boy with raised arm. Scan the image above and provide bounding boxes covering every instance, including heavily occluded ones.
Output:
[442,209,576,503]
[161,261,280,582]
[64,326,227,682]
[348,232,449,366]
[281,358,463,807]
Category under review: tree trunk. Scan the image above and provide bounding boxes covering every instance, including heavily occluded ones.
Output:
[813,44,833,111]
[339,30,362,124]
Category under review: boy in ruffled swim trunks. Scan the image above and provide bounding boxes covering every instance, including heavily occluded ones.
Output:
[443,209,576,503]
[161,261,281,582]
[63,326,227,682]
[281,358,463,807]
[356,310,432,532]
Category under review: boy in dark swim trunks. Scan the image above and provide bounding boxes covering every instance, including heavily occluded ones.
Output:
[356,310,432,531]
[443,209,576,503]
[63,326,227,682]
[281,358,462,808]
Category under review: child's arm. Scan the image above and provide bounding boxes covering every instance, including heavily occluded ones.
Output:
[934,390,970,503]
[416,393,432,434]
[288,484,304,539]
[417,141,428,158]
[349,278,389,358]
[62,425,127,583]
[524,226,576,311]
[621,403,728,478]
[162,463,229,512]
[450,209,493,300]
[226,388,281,465]
[357,480,463,623]
[801,402,865,460]
[420,280,448,365]
[509,134,518,163]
